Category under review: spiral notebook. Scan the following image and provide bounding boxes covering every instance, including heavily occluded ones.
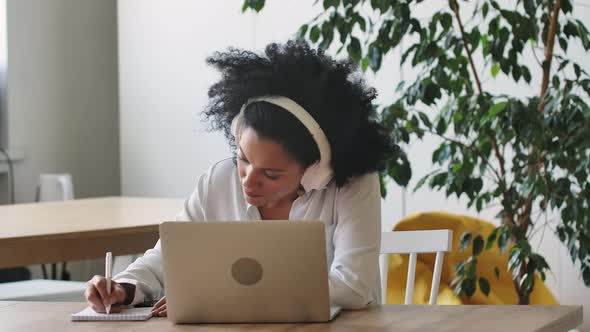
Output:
[71,307,153,321]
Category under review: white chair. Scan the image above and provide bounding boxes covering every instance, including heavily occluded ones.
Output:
[36,173,75,280]
[380,229,453,305]
[0,280,86,302]
[0,173,84,303]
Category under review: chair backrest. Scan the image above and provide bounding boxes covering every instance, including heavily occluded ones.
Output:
[380,229,453,305]
[36,173,74,202]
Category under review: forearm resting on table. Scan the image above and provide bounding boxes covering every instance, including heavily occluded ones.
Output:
[329,275,372,310]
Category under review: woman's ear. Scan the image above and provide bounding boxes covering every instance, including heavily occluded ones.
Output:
[296,185,305,197]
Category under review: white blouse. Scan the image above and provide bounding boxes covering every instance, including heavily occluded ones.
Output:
[114,158,382,309]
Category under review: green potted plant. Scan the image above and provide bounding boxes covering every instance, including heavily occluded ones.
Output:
[243,0,590,304]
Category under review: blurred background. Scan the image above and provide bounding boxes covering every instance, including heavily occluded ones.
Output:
[0,0,588,329]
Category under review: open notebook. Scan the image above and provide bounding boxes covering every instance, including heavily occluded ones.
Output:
[71,306,339,322]
[71,307,153,321]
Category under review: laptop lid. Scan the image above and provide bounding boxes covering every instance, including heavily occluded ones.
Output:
[160,221,336,323]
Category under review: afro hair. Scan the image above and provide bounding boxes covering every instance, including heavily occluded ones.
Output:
[204,39,398,187]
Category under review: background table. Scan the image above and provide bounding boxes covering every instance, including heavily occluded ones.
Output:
[0,301,582,331]
[0,197,183,268]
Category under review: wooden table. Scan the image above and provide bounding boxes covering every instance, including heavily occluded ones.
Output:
[0,301,582,331]
[0,197,183,268]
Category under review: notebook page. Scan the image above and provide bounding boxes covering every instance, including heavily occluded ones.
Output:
[71,307,153,321]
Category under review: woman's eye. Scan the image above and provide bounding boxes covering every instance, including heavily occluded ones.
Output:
[237,155,249,164]
[264,172,280,180]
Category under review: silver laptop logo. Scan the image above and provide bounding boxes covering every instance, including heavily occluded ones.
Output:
[231,257,263,286]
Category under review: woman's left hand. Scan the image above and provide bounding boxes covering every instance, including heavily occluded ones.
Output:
[151,296,167,317]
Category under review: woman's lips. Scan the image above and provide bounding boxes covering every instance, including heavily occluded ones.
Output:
[244,190,263,198]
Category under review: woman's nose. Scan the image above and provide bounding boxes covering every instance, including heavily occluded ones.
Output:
[242,166,260,188]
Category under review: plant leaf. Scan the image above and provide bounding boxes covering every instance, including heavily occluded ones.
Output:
[347,37,362,62]
[583,266,590,286]
[460,232,472,251]
[486,228,499,250]
[479,277,490,296]
[487,101,508,119]
[310,25,321,43]
[491,63,500,78]
[368,44,382,71]
[242,0,265,12]
[473,235,485,256]
[298,24,309,38]
[361,58,369,72]
[465,277,477,297]
[523,0,535,17]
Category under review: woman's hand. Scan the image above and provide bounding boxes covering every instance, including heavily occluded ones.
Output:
[151,296,167,317]
[85,275,127,313]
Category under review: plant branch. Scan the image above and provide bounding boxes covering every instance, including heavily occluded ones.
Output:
[450,0,483,95]
[491,139,507,182]
[538,0,561,113]
[491,138,512,227]
[449,0,511,226]
[521,0,562,233]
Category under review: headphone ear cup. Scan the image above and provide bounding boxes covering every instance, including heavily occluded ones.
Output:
[300,162,333,192]
[300,167,314,192]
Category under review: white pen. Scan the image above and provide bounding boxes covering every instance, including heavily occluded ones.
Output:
[105,252,113,314]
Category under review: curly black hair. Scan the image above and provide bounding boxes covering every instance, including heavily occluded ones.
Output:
[204,39,397,187]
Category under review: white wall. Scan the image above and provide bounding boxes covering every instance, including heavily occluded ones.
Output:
[118,1,589,329]
[117,1,251,198]
[5,0,120,203]
[116,0,411,220]
[4,0,120,280]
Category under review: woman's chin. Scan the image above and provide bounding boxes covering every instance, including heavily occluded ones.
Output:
[244,194,265,206]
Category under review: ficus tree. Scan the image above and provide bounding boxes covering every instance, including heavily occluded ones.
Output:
[243,0,590,304]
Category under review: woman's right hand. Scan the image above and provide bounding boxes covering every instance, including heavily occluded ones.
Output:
[85,275,127,313]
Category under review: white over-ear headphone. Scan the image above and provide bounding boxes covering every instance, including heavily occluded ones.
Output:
[231,96,333,192]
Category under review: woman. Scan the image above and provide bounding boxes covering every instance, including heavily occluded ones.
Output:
[85,40,398,317]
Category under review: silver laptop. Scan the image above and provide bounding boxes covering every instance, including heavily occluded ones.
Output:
[159,221,341,323]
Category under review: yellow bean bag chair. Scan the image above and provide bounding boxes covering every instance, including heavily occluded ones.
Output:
[385,211,558,305]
